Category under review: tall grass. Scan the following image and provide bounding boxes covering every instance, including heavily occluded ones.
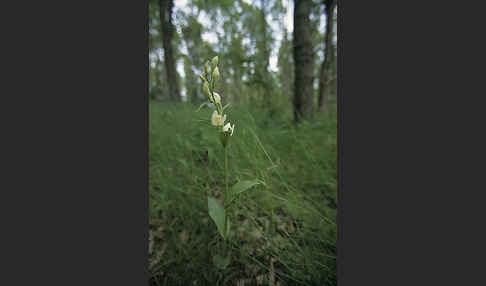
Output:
[149,100,337,286]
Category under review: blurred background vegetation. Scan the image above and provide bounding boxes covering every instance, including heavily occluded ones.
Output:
[149,0,338,285]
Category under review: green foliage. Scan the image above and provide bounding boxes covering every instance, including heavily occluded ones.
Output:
[231,179,261,196]
[148,0,338,284]
[208,196,227,239]
[149,100,337,285]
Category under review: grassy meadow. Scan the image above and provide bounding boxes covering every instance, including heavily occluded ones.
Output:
[149,99,337,286]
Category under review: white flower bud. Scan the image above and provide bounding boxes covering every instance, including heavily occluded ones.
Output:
[212,66,220,82]
[211,56,218,69]
[213,92,221,104]
[203,80,210,98]
[204,61,211,75]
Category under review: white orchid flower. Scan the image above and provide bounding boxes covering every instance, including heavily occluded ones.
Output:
[211,110,226,126]
[223,122,235,136]
[212,92,221,104]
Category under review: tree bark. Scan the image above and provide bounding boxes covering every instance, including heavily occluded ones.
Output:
[259,0,272,110]
[317,0,336,113]
[260,0,269,73]
[293,0,315,123]
[153,59,161,100]
[279,29,293,102]
[159,0,181,101]
[233,68,241,104]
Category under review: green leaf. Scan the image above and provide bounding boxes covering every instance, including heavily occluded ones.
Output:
[177,159,188,169]
[213,253,230,270]
[222,103,231,111]
[208,196,226,238]
[232,180,261,196]
[194,117,211,126]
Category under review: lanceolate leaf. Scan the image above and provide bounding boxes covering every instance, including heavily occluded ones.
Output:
[222,103,231,111]
[232,180,261,196]
[208,196,226,238]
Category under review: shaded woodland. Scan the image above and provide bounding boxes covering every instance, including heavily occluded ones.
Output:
[149,1,338,285]
[150,0,337,122]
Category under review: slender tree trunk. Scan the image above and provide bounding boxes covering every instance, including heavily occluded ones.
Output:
[153,59,161,100]
[233,69,241,104]
[318,0,336,113]
[280,29,293,101]
[293,0,315,123]
[260,0,269,73]
[159,0,181,102]
[260,0,272,110]
[188,71,199,104]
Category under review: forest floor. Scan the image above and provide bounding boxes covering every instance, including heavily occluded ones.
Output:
[149,100,337,286]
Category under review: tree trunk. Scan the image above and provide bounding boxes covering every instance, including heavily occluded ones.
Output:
[318,0,336,113]
[293,0,315,123]
[187,65,199,104]
[279,29,293,102]
[233,68,241,104]
[159,0,181,102]
[153,60,161,100]
[260,0,269,73]
[260,0,272,110]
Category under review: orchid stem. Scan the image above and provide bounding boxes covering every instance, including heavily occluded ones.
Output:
[223,146,229,240]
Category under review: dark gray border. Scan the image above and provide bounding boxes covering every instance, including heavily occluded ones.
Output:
[3,0,483,285]
[1,1,149,285]
[337,0,486,285]
[337,0,343,284]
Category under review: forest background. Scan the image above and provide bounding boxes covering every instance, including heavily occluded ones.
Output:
[149,0,338,285]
